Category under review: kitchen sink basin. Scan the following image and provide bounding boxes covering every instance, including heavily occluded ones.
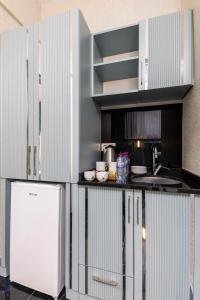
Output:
[131,176,183,186]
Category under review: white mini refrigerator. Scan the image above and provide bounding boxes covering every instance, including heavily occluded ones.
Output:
[10,182,65,298]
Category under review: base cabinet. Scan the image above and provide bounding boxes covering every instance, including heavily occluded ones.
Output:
[145,191,192,300]
[78,186,142,300]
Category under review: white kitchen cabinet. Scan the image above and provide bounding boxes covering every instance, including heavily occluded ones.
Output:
[145,191,192,300]
[139,10,193,91]
[0,26,30,180]
[78,186,142,300]
[194,195,200,300]
[0,10,100,182]
[92,10,193,109]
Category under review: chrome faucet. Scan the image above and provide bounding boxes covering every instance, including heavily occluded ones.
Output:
[152,146,162,175]
[153,164,170,175]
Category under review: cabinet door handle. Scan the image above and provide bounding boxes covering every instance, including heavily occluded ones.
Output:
[137,196,140,225]
[92,275,118,287]
[33,146,37,176]
[27,146,31,176]
[140,61,143,86]
[128,195,131,224]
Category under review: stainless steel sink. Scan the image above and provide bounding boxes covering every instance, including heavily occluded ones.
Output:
[131,176,182,186]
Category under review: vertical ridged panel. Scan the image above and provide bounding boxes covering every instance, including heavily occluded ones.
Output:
[194,196,200,300]
[41,13,70,182]
[78,12,101,181]
[88,187,123,274]
[145,191,190,300]
[148,12,181,89]
[0,27,28,179]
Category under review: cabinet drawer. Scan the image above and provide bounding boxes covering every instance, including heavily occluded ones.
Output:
[79,265,133,300]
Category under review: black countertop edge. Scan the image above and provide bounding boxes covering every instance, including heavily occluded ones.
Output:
[78,168,200,195]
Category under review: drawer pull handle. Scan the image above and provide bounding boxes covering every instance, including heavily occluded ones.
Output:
[92,275,118,287]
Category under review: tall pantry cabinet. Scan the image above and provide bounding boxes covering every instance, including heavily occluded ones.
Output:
[0,10,100,183]
[0,9,100,277]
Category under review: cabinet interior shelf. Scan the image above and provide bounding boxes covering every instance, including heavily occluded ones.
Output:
[94,56,139,82]
[93,24,139,60]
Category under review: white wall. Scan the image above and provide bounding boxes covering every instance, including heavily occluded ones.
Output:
[41,0,181,33]
[0,0,40,33]
[182,0,200,176]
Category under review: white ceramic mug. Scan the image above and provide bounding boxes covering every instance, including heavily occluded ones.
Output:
[96,161,107,172]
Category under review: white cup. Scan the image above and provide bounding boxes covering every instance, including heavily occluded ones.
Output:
[96,171,108,182]
[109,162,117,172]
[96,161,107,172]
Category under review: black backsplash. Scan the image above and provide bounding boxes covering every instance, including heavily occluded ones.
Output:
[101,104,182,169]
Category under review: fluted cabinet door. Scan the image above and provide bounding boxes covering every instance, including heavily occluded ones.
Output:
[40,13,70,182]
[140,10,193,91]
[145,191,191,300]
[0,27,28,179]
[87,187,123,274]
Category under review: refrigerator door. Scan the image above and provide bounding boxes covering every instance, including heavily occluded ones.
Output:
[10,182,65,298]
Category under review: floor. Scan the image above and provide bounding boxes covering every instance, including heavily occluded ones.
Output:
[0,276,66,300]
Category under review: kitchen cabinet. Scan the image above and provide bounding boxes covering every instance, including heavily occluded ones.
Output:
[0,10,100,182]
[0,26,31,180]
[145,191,192,300]
[194,195,200,300]
[78,186,142,300]
[139,10,193,91]
[92,10,193,109]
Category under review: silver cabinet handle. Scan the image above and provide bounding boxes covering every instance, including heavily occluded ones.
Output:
[140,61,143,86]
[92,275,118,287]
[33,146,37,176]
[128,195,131,224]
[27,146,31,176]
[137,196,139,225]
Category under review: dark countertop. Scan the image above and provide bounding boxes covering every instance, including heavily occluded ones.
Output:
[78,169,200,195]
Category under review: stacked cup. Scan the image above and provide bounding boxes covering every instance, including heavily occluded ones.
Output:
[96,161,108,182]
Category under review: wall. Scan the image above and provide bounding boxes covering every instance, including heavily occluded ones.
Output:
[41,0,181,33]
[182,0,200,175]
[0,0,40,33]
[0,5,18,32]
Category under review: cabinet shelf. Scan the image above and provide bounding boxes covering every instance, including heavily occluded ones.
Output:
[92,85,192,109]
[93,24,139,60]
[93,56,139,82]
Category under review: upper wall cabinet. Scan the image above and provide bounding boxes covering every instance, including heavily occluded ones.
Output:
[0,10,100,182]
[140,10,193,91]
[92,10,193,109]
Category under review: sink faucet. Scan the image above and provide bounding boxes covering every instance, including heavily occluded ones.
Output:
[152,145,161,173]
[154,164,170,175]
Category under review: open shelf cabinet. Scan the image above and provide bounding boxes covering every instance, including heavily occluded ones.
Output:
[92,23,140,97]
